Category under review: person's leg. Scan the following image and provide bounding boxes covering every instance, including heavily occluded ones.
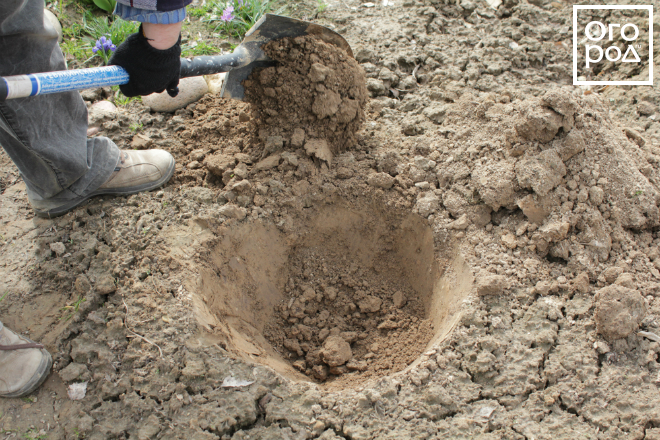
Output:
[0,0,175,218]
[0,0,120,206]
[0,320,52,398]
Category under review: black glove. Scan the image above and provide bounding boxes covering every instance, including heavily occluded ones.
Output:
[109,24,181,97]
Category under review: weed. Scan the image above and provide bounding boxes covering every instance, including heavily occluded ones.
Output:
[129,122,143,132]
[112,86,141,106]
[634,190,644,197]
[182,40,220,57]
[60,296,87,321]
[188,3,215,17]
[0,291,8,302]
[22,397,35,403]
[83,12,138,47]
[204,0,281,39]
[92,0,117,13]
[22,427,47,440]
[316,0,328,14]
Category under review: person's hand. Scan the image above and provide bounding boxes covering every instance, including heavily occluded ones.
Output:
[109,24,181,97]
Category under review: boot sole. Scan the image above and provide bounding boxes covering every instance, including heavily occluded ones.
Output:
[1,348,52,398]
[33,159,175,219]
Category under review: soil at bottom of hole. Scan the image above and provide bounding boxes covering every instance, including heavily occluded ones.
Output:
[263,246,434,384]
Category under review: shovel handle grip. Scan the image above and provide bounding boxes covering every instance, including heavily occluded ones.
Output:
[0,51,245,101]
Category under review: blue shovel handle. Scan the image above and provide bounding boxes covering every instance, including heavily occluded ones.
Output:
[0,65,130,100]
[0,50,246,101]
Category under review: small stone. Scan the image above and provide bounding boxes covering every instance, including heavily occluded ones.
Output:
[377,320,398,330]
[320,336,352,367]
[290,128,306,148]
[131,134,152,150]
[573,272,590,293]
[358,296,382,313]
[96,275,116,295]
[312,365,328,380]
[255,154,281,171]
[88,100,117,127]
[309,63,332,83]
[284,338,303,356]
[367,172,395,189]
[589,186,604,205]
[74,276,91,295]
[392,291,406,308]
[204,153,236,176]
[232,180,252,194]
[594,285,646,342]
[346,360,368,371]
[218,204,247,220]
[305,139,333,163]
[415,193,440,217]
[475,272,509,296]
[601,266,624,284]
[142,76,208,112]
[340,332,359,343]
[614,273,635,289]
[501,233,517,249]
[637,101,657,116]
[49,242,66,256]
[204,72,225,95]
[44,9,62,43]
[448,214,470,230]
[58,363,90,382]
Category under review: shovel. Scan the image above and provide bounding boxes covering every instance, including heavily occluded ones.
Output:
[0,14,352,101]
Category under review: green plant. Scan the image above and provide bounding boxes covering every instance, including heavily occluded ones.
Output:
[93,0,117,13]
[22,427,46,440]
[316,0,328,13]
[60,296,86,321]
[0,291,8,302]
[204,0,281,39]
[83,12,138,47]
[112,86,141,106]
[129,122,143,132]
[182,40,220,57]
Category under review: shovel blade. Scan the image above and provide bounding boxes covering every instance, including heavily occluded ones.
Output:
[220,14,353,100]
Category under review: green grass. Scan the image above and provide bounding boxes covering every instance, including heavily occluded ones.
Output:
[182,40,221,57]
[0,291,8,302]
[203,0,282,39]
[110,86,141,106]
[83,12,138,47]
[60,296,86,321]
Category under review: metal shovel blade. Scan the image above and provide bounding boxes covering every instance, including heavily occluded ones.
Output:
[180,14,354,100]
[0,14,352,101]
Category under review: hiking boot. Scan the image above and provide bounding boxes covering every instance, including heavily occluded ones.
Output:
[0,321,52,398]
[31,149,175,218]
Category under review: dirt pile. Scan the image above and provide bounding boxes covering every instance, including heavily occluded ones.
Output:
[244,35,368,160]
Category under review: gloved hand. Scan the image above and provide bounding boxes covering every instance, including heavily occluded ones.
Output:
[109,24,181,97]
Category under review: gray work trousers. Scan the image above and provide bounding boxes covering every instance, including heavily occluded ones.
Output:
[0,0,119,207]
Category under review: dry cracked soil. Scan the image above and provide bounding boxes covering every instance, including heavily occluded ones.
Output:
[4,0,660,439]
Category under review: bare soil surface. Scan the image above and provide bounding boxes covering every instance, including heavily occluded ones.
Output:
[4,0,660,439]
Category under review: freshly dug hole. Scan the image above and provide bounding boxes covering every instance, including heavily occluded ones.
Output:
[193,197,472,389]
[243,35,368,157]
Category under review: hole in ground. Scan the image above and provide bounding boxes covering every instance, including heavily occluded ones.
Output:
[194,196,472,389]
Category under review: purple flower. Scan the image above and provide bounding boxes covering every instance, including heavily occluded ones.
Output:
[220,5,235,21]
[94,36,116,54]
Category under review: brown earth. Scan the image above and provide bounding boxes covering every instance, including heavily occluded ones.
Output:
[244,35,368,159]
[3,0,660,439]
